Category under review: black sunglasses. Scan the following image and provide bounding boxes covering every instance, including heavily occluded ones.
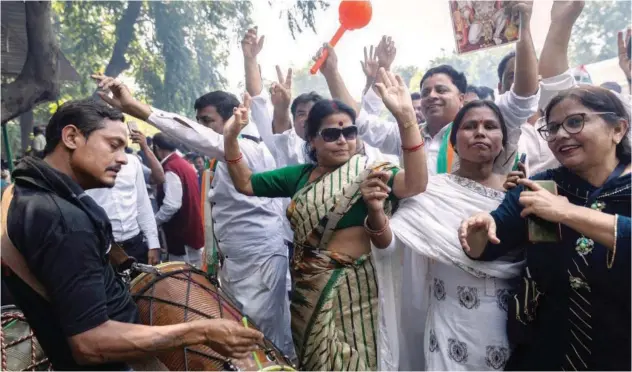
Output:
[536,112,616,142]
[319,126,358,142]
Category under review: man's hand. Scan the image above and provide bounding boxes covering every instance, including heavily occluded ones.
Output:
[618,29,631,81]
[241,27,264,60]
[375,36,396,70]
[147,249,160,266]
[550,0,584,24]
[202,319,263,360]
[91,74,136,112]
[130,130,148,150]
[270,65,292,109]
[223,94,251,139]
[360,45,379,81]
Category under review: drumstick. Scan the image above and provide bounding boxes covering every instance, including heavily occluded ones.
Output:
[242,317,263,370]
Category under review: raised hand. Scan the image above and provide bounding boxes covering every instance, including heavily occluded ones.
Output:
[360,45,379,80]
[223,93,251,139]
[270,65,292,109]
[202,318,263,360]
[91,73,135,111]
[313,43,338,76]
[241,27,265,60]
[375,36,396,70]
[550,0,584,24]
[361,171,391,212]
[458,213,500,253]
[618,29,631,80]
[374,68,415,123]
[130,129,148,150]
[512,1,534,25]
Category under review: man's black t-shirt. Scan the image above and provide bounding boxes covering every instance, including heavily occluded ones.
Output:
[4,159,139,370]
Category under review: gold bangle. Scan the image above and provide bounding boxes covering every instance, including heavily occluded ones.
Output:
[607,214,618,269]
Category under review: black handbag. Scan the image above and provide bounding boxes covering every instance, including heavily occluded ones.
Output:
[507,266,543,345]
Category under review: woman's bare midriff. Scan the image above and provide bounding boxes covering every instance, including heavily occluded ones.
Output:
[326,226,372,259]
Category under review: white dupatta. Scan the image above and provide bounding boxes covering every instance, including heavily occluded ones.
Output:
[372,174,524,371]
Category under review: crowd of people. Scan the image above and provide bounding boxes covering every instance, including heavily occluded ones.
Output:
[1,0,630,371]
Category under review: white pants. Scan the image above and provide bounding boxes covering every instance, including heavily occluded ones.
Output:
[168,245,203,268]
[219,255,295,360]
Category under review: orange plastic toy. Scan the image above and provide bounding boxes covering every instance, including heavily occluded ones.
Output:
[310,0,373,75]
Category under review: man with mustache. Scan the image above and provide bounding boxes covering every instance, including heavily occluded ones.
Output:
[1,99,262,370]
[321,2,539,176]
[86,132,163,266]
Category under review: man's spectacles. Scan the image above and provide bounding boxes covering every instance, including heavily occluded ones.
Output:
[536,112,617,142]
[319,126,358,143]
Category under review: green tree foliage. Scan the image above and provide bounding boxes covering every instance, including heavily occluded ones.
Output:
[568,0,631,66]
[393,65,419,87]
[33,0,328,124]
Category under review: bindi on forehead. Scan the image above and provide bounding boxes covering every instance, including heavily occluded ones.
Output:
[338,121,344,127]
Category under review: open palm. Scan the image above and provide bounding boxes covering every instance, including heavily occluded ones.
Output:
[375,68,414,121]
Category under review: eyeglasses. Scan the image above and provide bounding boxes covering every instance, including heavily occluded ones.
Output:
[536,112,617,142]
[319,126,358,142]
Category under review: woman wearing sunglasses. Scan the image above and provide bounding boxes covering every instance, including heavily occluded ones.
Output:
[223,68,428,371]
[459,85,631,370]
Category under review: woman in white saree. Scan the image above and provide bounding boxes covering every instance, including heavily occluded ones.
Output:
[361,100,525,371]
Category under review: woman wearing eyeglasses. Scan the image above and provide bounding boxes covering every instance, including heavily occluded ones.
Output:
[459,85,631,371]
[223,69,428,371]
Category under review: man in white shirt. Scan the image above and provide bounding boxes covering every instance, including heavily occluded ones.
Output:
[93,76,296,360]
[244,28,399,167]
[86,153,161,265]
[309,4,538,178]
[32,127,47,158]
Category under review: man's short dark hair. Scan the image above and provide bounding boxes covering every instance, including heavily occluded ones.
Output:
[152,133,178,152]
[410,92,421,100]
[478,86,496,101]
[497,51,516,82]
[44,99,124,155]
[194,91,240,121]
[420,65,468,94]
[466,85,480,96]
[291,92,323,118]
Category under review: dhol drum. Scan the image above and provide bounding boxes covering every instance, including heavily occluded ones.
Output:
[0,305,50,371]
[129,262,296,371]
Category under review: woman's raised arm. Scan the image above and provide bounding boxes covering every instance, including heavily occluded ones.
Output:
[375,68,428,198]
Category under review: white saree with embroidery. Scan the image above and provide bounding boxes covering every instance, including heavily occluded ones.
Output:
[373,174,525,371]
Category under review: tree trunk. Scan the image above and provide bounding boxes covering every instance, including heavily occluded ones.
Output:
[1,2,60,125]
[92,0,141,98]
[19,110,34,153]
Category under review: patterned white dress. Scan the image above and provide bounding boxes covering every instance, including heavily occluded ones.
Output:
[373,174,524,371]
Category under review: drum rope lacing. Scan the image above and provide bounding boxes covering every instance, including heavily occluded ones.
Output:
[1,312,51,371]
[132,267,294,371]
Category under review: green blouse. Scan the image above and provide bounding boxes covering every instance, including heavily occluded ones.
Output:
[250,164,399,229]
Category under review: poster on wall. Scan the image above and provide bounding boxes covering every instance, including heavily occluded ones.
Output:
[450,1,521,55]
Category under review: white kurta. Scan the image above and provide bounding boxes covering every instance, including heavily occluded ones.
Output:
[373,174,524,371]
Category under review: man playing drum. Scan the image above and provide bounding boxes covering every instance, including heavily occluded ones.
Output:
[1,99,263,370]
